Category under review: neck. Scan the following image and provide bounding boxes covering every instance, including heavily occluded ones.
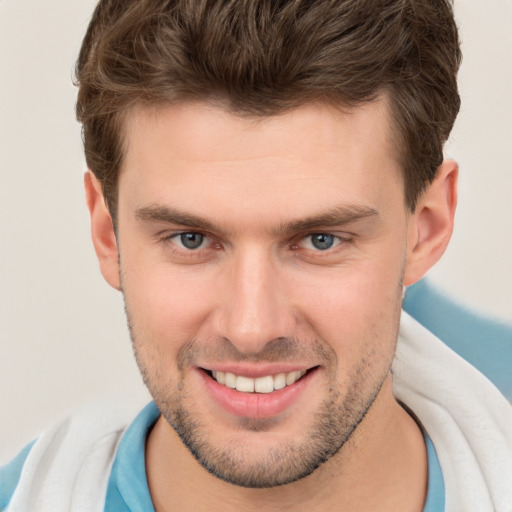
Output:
[146,377,427,512]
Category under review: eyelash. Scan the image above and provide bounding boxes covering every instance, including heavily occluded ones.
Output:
[159,231,351,258]
[292,233,346,252]
[161,232,220,258]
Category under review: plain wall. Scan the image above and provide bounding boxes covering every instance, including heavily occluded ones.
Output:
[1,1,511,462]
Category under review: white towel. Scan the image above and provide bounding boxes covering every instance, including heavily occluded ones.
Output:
[6,399,134,512]
[394,311,512,512]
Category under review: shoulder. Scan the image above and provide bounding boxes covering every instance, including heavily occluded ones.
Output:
[0,400,140,512]
[395,308,512,510]
[0,440,36,510]
[403,279,512,401]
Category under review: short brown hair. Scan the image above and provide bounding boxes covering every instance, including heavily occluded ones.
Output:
[76,0,461,221]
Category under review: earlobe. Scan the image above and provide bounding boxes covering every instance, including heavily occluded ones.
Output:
[403,160,458,286]
[84,171,121,291]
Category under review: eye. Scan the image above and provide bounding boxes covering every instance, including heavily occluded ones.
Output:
[302,233,340,251]
[173,232,207,250]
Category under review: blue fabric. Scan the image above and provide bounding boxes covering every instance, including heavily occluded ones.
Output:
[403,279,512,401]
[0,439,37,510]
[104,402,159,512]
[423,433,445,512]
[103,401,445,511]
[0,406,445,512]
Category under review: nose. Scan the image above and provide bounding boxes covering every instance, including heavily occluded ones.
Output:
[211,246,295,355]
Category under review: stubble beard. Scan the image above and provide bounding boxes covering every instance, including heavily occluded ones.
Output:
[126,313,395,489]
[158,363,388,488]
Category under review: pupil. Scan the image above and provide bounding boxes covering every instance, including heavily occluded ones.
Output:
[311,234,334,250]
[181,233,204,249]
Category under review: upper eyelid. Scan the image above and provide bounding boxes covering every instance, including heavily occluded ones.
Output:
[165,232,212,253]
[296,231,351,242]
[292,233,350,252]
[159,229,209,239]
[159,230,351,247]
[160,231,349,241]
[170,230,207,238]
[169,231,209,241]
[300,233,343,242]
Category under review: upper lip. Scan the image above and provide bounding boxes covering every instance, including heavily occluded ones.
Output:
[198,363,318,378]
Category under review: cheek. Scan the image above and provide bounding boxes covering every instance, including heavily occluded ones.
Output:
[121,256,219,346]
[289,255,404,363]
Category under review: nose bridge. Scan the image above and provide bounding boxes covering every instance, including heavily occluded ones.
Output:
[215,245,292,354]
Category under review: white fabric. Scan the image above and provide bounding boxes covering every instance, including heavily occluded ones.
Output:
[7,312,512,512]
[393,311,512,512]
[6,400,134,512]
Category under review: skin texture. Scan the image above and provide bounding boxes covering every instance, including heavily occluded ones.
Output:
[85,99,457,511]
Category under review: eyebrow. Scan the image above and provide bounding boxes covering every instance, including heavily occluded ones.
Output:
[135,203,379,235]
[275,204,379,235]
[135,205,223,233]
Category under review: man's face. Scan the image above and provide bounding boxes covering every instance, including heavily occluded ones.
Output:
[116,100,411,487]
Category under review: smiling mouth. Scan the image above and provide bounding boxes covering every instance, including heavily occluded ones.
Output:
[206,368,314,393]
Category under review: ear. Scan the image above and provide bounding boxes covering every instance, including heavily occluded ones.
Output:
[403,160,458,286]
[84,171,121,290]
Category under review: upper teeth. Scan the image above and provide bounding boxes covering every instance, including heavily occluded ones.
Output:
[212,369,307,393]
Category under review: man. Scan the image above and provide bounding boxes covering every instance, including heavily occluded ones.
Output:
[1,1,511,511]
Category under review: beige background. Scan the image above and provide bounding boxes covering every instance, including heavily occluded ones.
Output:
[0,1,511,462]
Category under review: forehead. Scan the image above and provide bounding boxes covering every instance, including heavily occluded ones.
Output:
[119,100,404,226]
[123,99,395,162]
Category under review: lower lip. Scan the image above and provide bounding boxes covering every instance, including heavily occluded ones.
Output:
[199,368,317,419]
